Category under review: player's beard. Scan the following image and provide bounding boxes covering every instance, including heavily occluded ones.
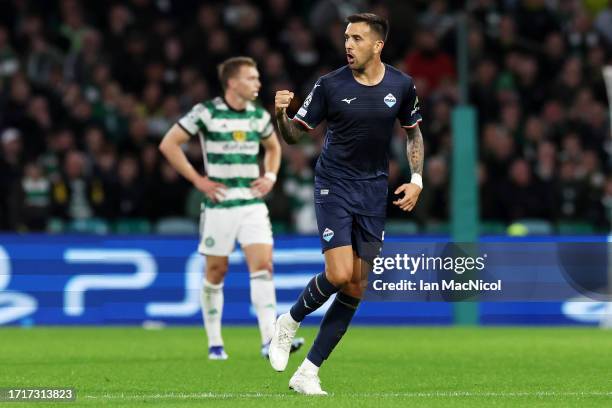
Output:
[350,55,372,74]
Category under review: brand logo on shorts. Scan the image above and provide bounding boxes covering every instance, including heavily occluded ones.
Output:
[321,189,329,195]
[205,237,215,247]
[322,228,334,242]
[384,93,396,107]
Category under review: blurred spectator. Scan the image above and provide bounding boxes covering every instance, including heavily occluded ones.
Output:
[470,59,499,125]
[11,161,51,231]
[310,0,366,32]
[482,123,516,182]
[419,0,455,39]
[534,141,556,179]
[115,155,145,219]
[499,158,550,221]
[514,0,559,44]
[26,35,63,86]
[522,116,547,162]
[404,30,455,97]
[150,162,189,219]
[555,160,588,221]
[594,1,612,45]
[540,31,566,80]
[0,129,24,228]
[414,156,449,224]
[51,150,107,220]
[0,25,19,79]
[565,9,602,56]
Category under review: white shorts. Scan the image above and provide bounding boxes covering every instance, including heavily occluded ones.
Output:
[198,203,273,256]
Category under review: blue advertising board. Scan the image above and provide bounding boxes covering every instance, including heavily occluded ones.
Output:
[0,234,608,326]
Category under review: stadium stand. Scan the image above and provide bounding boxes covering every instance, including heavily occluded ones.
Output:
[0,0,611,234]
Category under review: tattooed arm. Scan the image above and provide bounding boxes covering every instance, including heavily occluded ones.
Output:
[392,124,424,212]
[274,90,309,144]
[275,110,309,145]
[405,124,424,177]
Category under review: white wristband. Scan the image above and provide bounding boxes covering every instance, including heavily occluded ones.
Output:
[264,172,277,183]
[410,173,423,189]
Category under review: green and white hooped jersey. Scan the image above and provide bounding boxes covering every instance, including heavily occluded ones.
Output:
[178,97,274,209]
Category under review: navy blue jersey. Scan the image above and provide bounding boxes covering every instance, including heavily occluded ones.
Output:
[293,64,422,216]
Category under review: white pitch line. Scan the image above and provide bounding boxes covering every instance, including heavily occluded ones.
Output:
[83,391,612,400]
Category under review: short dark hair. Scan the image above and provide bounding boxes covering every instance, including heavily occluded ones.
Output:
[217,56,257,90]
[346,13,389,42]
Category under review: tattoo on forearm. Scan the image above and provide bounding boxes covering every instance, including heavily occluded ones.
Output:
[275,111,308,144]
[406,126,424,176]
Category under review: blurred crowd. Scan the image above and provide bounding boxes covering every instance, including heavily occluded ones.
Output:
[0,0,611,234]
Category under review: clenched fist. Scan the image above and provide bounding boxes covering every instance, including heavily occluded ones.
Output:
[275,90,294,115]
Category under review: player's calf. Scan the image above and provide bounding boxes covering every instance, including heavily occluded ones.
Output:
[249,270,276,346]
[289,272,340,322]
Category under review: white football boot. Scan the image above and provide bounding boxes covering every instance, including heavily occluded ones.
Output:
[289,366,328,396]
[268,313,300,371]
[208,346,228,360]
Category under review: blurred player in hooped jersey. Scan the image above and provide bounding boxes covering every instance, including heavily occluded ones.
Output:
[270,13,424,394]
[159,57,303,360]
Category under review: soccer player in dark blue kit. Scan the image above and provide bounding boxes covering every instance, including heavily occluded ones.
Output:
[269,13,424,395]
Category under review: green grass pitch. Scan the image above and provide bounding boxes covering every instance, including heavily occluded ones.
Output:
[1,326,611,407]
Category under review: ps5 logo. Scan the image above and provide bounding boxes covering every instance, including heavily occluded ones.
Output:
[0,245,37,325]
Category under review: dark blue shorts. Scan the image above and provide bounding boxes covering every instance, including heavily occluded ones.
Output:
[314,193,385,263]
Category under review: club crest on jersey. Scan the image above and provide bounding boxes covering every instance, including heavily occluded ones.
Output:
[384,93,396,107]
[232,130,247,142]
[322,228,334,242]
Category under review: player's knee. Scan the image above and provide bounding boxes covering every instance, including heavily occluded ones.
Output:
[325,266,353,286]
[249,259,273,275]
[206,262,228,282]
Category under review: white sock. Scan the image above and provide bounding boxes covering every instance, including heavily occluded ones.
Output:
[201,279,224,347]
[250,270,277,345]
[300,358,319,374]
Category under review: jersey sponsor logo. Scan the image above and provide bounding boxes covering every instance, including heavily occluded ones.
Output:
[213,141,258,154]
[322,228,334,242]
[342,97,357,104]
[384,93,396,107]
[232,131,247,142]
